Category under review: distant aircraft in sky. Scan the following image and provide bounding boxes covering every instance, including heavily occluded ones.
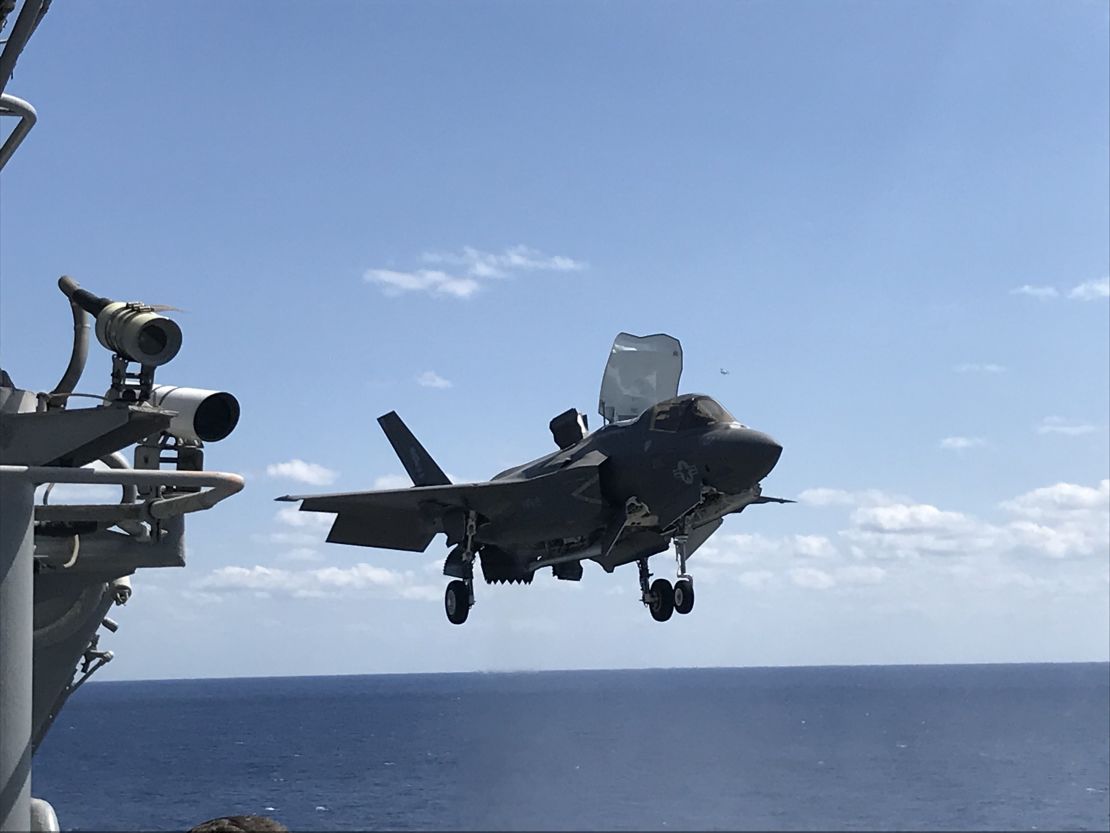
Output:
[720,368,730,375]
[279,333,791,624]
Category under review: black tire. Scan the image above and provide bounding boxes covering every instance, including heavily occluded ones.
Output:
[649,578,674,622]
[674,579,695,615]
[445,580,470,625]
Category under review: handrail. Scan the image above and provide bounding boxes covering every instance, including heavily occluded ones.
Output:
[0,92,36,169]
[0,466,245,522]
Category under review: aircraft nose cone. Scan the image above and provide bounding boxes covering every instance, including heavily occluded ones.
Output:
[704,427,783,492]
[746,430,783,480]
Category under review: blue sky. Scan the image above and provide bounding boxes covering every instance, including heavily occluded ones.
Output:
[1,1,1107,679]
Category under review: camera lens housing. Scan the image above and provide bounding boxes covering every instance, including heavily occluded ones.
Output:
[148,386,241,443]
[94,302,182,366]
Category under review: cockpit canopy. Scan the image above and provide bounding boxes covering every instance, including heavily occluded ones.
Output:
[598,332,683,424]
[643,394,738,432]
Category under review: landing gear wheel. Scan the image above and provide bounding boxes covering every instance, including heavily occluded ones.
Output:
[674,579,695,615]
[649,578,674,622]
[445,580,470,625]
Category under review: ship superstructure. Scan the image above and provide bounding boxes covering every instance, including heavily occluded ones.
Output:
[1,5,245,830]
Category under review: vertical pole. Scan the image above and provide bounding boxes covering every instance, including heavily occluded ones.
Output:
[0,474,33,832]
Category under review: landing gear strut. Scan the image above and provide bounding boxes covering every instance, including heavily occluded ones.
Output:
[672,520,695,615]
[638,558,674,622]
[444,512,478,625]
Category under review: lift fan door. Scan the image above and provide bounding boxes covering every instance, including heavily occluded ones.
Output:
[597,332,683,424]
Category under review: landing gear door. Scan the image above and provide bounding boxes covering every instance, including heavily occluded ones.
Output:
[598,332,683,425]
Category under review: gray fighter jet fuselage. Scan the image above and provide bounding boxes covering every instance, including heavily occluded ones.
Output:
[481,394,783,563]
[280,335,791,624]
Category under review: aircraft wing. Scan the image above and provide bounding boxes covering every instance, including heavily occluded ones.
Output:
[277,452,609,552]
[752,495,796,505]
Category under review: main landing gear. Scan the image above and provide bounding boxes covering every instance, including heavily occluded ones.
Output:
[444,512,478,625]
[445,579,471,625]
[638,558,674,622]
[637,522,696,622]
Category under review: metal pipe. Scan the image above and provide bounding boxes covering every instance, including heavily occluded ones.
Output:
[55,277,111,317]
[0,475,34,832]
[0,93,36,171]
[5,467,245,523]
[0,0,44,97]
[48,278,90,408]
[99,452,138,508]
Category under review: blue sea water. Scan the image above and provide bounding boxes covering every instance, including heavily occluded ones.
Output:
[32,664,1110,831]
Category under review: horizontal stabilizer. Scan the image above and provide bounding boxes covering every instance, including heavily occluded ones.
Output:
[327,509,436,552]
[377,411,451,486]
[753,495,795,505]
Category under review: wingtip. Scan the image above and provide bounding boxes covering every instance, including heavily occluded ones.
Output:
[275,495,297,503]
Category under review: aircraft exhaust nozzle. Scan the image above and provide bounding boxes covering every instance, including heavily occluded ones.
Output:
[149,385,241,443]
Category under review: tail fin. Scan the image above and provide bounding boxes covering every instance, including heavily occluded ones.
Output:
[377,411,451,486]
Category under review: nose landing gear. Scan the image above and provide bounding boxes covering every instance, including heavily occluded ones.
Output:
[637,558,675,622]
[673,577,694,615]
[672,520,695,615]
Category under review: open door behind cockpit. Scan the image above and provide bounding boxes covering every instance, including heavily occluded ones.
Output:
[598,332,683,424]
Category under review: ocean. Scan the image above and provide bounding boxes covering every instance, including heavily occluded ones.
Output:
[32,664,1110,831]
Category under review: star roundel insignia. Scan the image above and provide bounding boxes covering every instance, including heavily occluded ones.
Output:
[672,460,697,486]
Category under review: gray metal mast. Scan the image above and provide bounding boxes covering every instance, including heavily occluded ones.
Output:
[1,7,246,829]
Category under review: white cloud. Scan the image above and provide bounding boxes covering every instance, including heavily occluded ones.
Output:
[1000,480,1109,521]
[1010,277,1108,302]
[834,479,1108,562]
[193,563,439,601]
[363,269,480,299]
[953,363,1006,374]
[422,245,586,278]
[366,245,585,300]
[257,507,333,548]
[939,436,985,450]
[834,565,886,585]
[266,459,338,486]
[793,535,837,559]
[790,567,835,590]
[852,503,973,534]
[1011,284,1058,299]
[275,506,333,528]
[843,501,1003,559]
[372,474,412,490]
[416,370,453,389]
[1068,276,1109,301]
[1036,416,1098,437]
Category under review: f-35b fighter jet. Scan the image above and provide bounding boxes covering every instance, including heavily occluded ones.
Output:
[278,333,791,624]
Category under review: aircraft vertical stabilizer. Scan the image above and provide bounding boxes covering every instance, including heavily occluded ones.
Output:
[377,411,451,486]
